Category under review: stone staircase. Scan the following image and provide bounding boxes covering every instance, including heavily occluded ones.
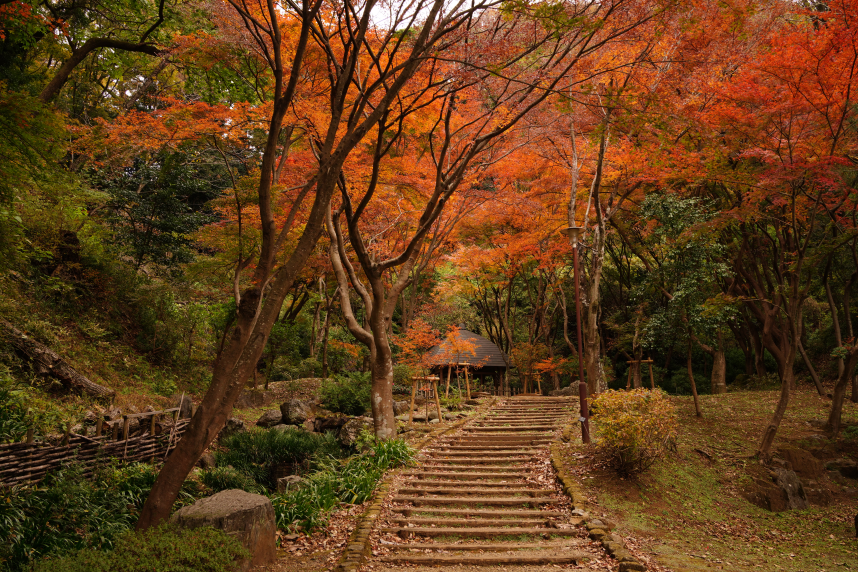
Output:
[369,397,603,571]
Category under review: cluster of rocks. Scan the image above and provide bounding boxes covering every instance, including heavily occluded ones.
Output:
[743,446,857,511]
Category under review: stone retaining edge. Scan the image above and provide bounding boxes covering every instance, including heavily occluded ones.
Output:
[551,425,647,572]
[332,398,497,572]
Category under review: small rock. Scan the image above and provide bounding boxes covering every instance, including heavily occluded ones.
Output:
[218,418,245,441]
[393,400,411,416]
[174,395,193,419]
[270,424,293,432]
[314,412,349,432]
[256,409,283,428]
[339,416,374,447]
[549,386,576,397]
[283,534,300,541]
[443,412,458,421]
[571,508,589,518]
[197,452,216,470]
[465,399,480,406]
[429,418,440,424]
[619,562,646,572]
[827,458,858,479]
[395,414,411,422]
[277,475,304,493]
[774,468,808,510]
[280,399,317,425]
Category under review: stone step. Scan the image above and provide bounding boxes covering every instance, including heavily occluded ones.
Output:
[416,464,528,471]
[403,471,526,479]
[398,486,554,496]
[401,479,529,487]
[465,425,560,433]
[379,553,587,565]
[389,507,567,518]
[382,540,582,551]
[384,526,579,538]
[422,457,532,464]
[387,517,549,527]
[391,496,556,506]
[425,450,538,457]
[432,445,541,451]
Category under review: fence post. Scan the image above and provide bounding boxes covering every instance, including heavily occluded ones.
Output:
[95,417,103,437]
[26,427,34,444]
[122,416,130,440]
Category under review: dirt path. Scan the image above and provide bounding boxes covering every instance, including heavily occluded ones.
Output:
[364,397,611,571]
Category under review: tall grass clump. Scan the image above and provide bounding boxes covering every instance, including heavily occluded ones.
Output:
[0,462,204,572]
[203,427,343,492]
[270,438,414,532]
[591,388,678,476]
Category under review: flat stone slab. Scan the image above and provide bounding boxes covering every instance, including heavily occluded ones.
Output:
[381,553,587,564]
[398,486,554,496]
[389,508,565,518]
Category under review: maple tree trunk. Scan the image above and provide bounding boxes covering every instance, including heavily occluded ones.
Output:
[369,332,397,439]
[750,326,766,377]
[757,332,798,458]
[583,253,606,394]
[686,343,703,418]
[710,351,727,394]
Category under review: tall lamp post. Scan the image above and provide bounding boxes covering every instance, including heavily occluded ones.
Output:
[560,226,591,444]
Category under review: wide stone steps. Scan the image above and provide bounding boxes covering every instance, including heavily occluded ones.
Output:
[367,397,598,570]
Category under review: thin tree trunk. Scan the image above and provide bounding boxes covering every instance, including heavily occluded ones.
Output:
[824,262,845,377]
[687,342,702,417]
[825,345,858,436]
[797,338,825,397]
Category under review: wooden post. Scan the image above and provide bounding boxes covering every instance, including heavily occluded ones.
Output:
[445,365,452,398]
[433,378,442,423]
[645,359,655,389]
[95,417,103,437]
[409,378,417,424]
[26,427,34,444]
[537,374,542,396]
[112,421,119,440]
[464,365,471,400]
[122,416,130,440]
[62,425,70,446]
[626,361,634,390]
[150,414,158,436]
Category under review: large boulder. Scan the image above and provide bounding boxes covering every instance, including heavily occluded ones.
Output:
[255,409,283,428]
[280,399,317,425]
[339,416,374,447]
[235,389,275,410]
[171,489,276,571]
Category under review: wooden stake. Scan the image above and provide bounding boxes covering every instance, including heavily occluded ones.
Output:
[648,361,655,389]
[26,427,34,444]
[122,416,130,441]
[445,366,452,399]
[433,379,442,424]
[465,367,471,400]
[409,379,417,425]
[95,418,103,437]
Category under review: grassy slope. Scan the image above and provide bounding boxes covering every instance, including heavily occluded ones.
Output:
[559,388,858,572]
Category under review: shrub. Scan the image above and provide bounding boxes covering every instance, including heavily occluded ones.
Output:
[199,466,265,495]
[29,525,248,572]
[591,389,677,476]
[270,438,414,532]
[319,371,371,416]
[213,427,343,490]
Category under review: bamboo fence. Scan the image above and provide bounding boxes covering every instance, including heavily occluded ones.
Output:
[0,407,191,486]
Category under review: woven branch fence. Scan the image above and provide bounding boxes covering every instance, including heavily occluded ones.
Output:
[0,408,191,486]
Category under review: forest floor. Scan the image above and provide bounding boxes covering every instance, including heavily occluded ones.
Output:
[555,386,858,572]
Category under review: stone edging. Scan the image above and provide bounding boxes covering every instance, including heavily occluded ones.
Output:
[550,441,647,572]
[332,400,495,572]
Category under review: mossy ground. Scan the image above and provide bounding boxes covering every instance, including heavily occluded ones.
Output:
[560,387,858,571]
